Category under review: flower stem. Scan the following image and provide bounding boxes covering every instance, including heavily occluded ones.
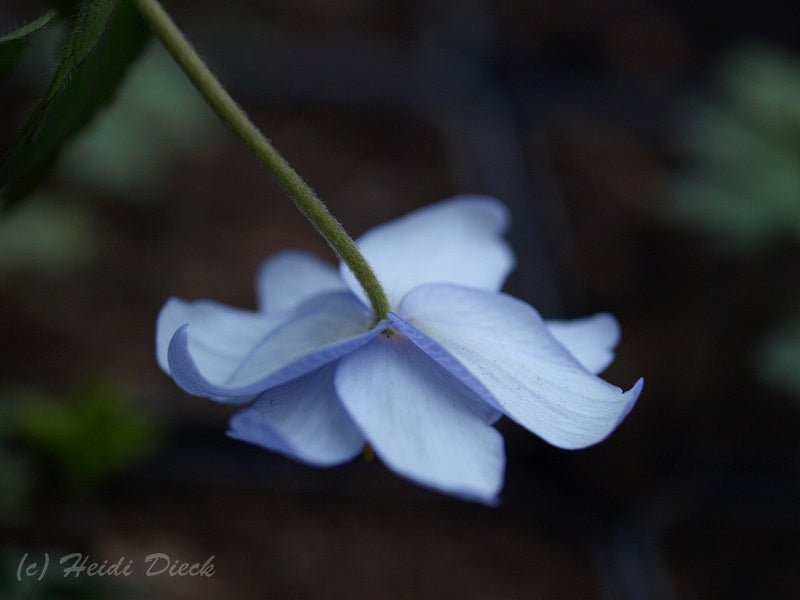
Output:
[132,0,390,322]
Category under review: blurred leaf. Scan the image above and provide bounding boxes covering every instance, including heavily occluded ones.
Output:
[722,45,800,137]
[60,44,214,195]
[0,0,149,208]
[757,316,800,399]
[0,194,95,274]
[13,377,160,484]
[671,45,800,251]
[673,157,800,248]
[0,10,57,80]
[681,104,787,167]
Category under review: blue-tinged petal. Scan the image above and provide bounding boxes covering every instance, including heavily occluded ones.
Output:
[546,313,620,374]
[340,196,515,308]
[393,284,643,450]
[335,335,505,504]
[168,292,387,402]
[255,250,347,314]
[228,364,365,467]
[156,298,285,380]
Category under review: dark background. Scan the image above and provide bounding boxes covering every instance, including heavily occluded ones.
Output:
[2,1,799,598]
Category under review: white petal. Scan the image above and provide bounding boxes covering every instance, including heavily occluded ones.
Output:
[156,298,284,381]
[255,250,347,314]
[546,313,621,374]
[168,292,387,401]
[340,196,515,308]
[393,284,642,450]
[228,365,365,467]
[335,335,505,504]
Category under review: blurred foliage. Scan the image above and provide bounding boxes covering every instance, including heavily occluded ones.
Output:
[0,0,148,207]
[0,10,57,80]
[757,316,800,399]
[0,194,94,275]
[59,44,214,196]
[673,44,800,402]
[1,24,213,270]
[673,45,800,249]
[10,377,160,485]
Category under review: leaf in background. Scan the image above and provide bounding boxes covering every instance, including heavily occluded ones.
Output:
[60,44,214,196]
[680,104,784,167]
[757,315,800,400]
[12,377,160,484]
[722,44,800,138]
[0,0,149,208]
[671,45,800,251]
[672,153,800,249]
[0,9,57,80]
[0,193,95,274]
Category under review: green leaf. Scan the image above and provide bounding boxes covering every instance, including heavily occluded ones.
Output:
[757,315,800,399]
[0,9,57,80]
[0,0,149,208]
[671,45,800,251]
[12,377,160,484]
[60,44,214,195]
[722,44,800,137]
[0,193,95,274]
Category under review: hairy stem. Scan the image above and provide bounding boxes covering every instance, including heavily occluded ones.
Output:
[132,0,390,321]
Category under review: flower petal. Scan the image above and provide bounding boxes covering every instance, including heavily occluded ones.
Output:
[335,334,505,504]
[255,250,346,314]
[156,298,284,380]
[227,364,365,466]
[340,196,515,308]
[393,284,643,450]
[546,313,621,374]
[167,292,387,402]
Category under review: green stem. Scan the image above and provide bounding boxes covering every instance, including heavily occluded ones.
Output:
[132,0,390,322]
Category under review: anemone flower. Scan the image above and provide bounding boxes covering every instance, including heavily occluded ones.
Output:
[157,196,642,503]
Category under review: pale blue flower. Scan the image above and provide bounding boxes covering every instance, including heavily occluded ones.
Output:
[156,196,642,503]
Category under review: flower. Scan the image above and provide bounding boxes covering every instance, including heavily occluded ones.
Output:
[156,196,643,503]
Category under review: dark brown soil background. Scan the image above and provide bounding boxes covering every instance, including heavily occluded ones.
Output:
[2,1,800,598]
